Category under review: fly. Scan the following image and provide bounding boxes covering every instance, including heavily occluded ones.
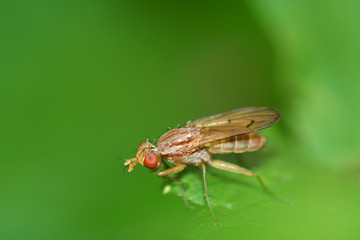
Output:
[125,106,280,223]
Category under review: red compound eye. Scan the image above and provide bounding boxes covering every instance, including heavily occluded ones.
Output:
[143,153,158,169]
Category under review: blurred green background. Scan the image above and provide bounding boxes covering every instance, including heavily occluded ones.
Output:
[1,0,360,239]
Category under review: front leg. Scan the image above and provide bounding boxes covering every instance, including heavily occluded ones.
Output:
[158,163,193,208]
[158,162,186,177]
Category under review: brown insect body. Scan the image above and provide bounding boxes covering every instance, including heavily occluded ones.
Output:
[208,133,266,154]
[158,130,265,164]
[125,106,280,223]
[157,128,201,159]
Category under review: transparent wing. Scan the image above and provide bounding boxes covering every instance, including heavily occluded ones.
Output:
[186,106,280,146]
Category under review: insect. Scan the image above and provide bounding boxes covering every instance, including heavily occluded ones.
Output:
[125,106,280,223]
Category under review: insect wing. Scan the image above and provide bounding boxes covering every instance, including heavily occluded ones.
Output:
[186,107,280,146]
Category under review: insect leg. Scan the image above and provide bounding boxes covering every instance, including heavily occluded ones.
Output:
[207,160,269,193]
[162,175,193,209]
[199,162,220,224]
[158,163,186,176]
[158,163,192,208]
[209,160,292,203]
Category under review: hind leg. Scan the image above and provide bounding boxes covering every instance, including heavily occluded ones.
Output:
[207,159,269,193]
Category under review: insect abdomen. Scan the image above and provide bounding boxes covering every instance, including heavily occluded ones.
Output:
[207,133,266,154]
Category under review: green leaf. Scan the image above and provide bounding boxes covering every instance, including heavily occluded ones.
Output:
[164,152,360,239]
